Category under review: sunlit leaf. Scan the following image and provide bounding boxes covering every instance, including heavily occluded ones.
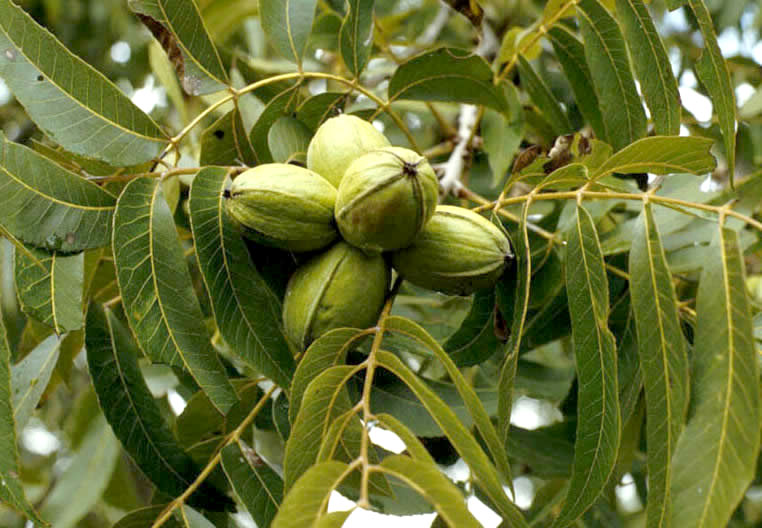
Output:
[272,461,350,528]
[377,455,481,528]
[0,133,117,252]
[553,205,621,526]
[0,0,168,165]
[113,177,237,413]
[670,227,760,527]
[268,116,312,163]
[189,167,295,391]
[339,0,374,77]
[15,247,83,335]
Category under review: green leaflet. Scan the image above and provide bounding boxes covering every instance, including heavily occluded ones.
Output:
[388,48,509,113]
[199,109,257,166]
[552,205,621,527]
[15,247,84,335]
[258,0,319,66]
[670,228,760,527]
[12,334,60,431]
[112,177,237,413]
[616,0,681,136]
[629,203,689,528]
[85,304,232,510]
[576,0,647,151]
[0,134,117,253]
[443,288,501,367]
[0,0,168,165]
[221,441,282,527]
[377,455,481,527]
[0,301,46,526]
[687,0,737,186]
[339,0,374,77]
[517,56,573,136]
[188,167,295,391]
[273,461,350,528]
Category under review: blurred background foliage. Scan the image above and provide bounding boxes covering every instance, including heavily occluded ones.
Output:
[0,0,761,527]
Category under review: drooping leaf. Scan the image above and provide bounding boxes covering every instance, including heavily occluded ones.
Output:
[553,205,621,527]
[112,177,237,413]
[385,316,512,483]
[112,505,181,528]
[616,0,681,136]
[12,334,60,431]
[497,201,531,459]
[629,203,688,528]
[376,350,528,527]
[517,56,573,136]
[283,365,357,490]
[374,413,436,465]
[507,423,575,478]
[199,108,257,166]
[130,0,229,95]
[0,0,168,165]
[39,415,119,528]
[576,0,647,150]
[221,441,283,528]
[0,304,46,525]
[592,136,716,180]
[85,304,232,510]
[339,0,374,77]
[670,227,760,527]
[289,328,368,423]
[188,167,295,391]
[296,92,348,131]
[272,461,350,528]
[687,0,737,185]
[15,247,84,335]
[443,289,501,367]
[258,0,319,67]
[482,82,523,187]
[0,134,117,253]
[377,455,481,528]
[548,26,605,140]
[388,48,508,113]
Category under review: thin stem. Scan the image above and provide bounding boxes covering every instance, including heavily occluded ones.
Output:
[358,277,403,508]
[151,385,277,528]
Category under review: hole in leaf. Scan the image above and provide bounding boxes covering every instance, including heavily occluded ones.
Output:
[214,130,225,139]
[36,75,44,81]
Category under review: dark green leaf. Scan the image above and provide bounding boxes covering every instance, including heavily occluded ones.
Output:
[687,0,737,185]
[199,109,257,166]
[272,461,350,528]
[221,441,282,528]
[548,26,605,141]
[339,0,374,77]
[378,455,481,527]
[388,48,508,113]
[0,306,46,525]
[592,136,716,180]
[259,0,319,66]
[0,0,168,165]
[0,134,117,252]
[112,176,237,413]
[188,167,295,391]
[629,203,689,528]
[296,92,348,131]
[670,228,760,527]
[113,506,181,528]
[249,85,301,164]
[553,205,621,527]
[15,247,83,334]
[577,0,647,150]
[517,56,573,136]
[443,289,500,367]
[39,415,119,528]
[507,423,575,478]
[616,0,681,136]
[12,334,60,430]
[86,304,231,510]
